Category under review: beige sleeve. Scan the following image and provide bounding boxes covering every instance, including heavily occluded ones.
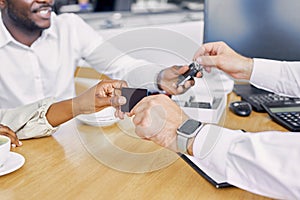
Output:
[0,98,59,139]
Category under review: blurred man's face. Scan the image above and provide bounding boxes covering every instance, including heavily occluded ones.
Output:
[3,0,54,31]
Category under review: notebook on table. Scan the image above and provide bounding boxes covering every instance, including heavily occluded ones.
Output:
[180,154,232,188]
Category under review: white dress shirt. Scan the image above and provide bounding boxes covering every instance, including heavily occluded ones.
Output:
[250,58,300,97]
[0,13,162,109]
[193,58,300,199]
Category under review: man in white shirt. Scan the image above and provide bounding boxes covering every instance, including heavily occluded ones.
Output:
[129,42,300,199]
[0,0,196,108]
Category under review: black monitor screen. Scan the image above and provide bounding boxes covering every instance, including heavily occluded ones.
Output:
[204,0,300,61]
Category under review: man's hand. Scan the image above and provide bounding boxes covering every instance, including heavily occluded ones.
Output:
[157,65,202,95]
[0,124,22,147]
[193,41,254,80]
[46,79,128,127]
[128,94,189,152]
[73,79,128,117]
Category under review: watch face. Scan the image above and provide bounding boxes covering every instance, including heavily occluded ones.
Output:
[178,119,202,135]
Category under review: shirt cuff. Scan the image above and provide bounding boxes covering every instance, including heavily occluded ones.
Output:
[192,124,244,182]
[249,58,282,92]
[16,98,59,139]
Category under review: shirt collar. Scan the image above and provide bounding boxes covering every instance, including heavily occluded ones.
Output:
[0,16,12,48]
[0,12,58,48]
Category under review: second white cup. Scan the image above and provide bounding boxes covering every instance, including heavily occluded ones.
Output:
[0,135,11,167]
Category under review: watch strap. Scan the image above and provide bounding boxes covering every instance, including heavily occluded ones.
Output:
[177,134,189,153]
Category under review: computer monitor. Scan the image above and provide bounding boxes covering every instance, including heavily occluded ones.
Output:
[93,0,132,12]
[203,0,300,61]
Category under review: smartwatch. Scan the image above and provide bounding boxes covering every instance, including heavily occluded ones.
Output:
[177,119,203,153]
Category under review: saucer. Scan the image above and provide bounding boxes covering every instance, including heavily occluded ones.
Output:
[76,117,119,127]
[0,152,25,176]
[76,107,120,127]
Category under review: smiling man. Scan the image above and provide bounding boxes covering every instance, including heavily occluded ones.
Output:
[0,0,199,109]
[1,0,53,46]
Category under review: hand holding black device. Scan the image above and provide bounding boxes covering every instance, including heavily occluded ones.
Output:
[177,62,204,86]
[120,88,149,112]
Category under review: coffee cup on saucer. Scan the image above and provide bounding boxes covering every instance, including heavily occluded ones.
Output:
[0,135,11,167]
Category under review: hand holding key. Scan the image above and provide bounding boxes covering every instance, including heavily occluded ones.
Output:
[177,62,204,86]
[157,63,203,95]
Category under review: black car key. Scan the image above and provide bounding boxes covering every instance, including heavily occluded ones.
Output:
[177,62,203,86]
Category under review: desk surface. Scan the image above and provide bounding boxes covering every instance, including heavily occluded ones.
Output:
[0,92,286,200]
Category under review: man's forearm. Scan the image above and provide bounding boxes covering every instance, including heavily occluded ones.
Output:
[46,99,74,127]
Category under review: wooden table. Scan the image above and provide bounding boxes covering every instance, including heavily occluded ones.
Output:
[0,91,285,200]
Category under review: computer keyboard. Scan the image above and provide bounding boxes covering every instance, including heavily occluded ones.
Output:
[233,84,300,130]
[242,93,300,112]
[233,84,300,112]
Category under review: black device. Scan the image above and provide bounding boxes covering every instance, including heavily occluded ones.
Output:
[177,119,202,135]
[93,0,132,12]
[120,88,148,112]
[177,62,203,86]
[233,84,300,112]
[229,101,252,117]
[262,102,300,132]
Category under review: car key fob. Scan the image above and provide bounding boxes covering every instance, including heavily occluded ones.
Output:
[177,62,203,86]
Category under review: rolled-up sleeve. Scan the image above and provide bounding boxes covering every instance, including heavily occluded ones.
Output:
[0,98,59,139]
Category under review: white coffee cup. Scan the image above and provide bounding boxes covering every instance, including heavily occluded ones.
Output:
[0,135,11,167]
